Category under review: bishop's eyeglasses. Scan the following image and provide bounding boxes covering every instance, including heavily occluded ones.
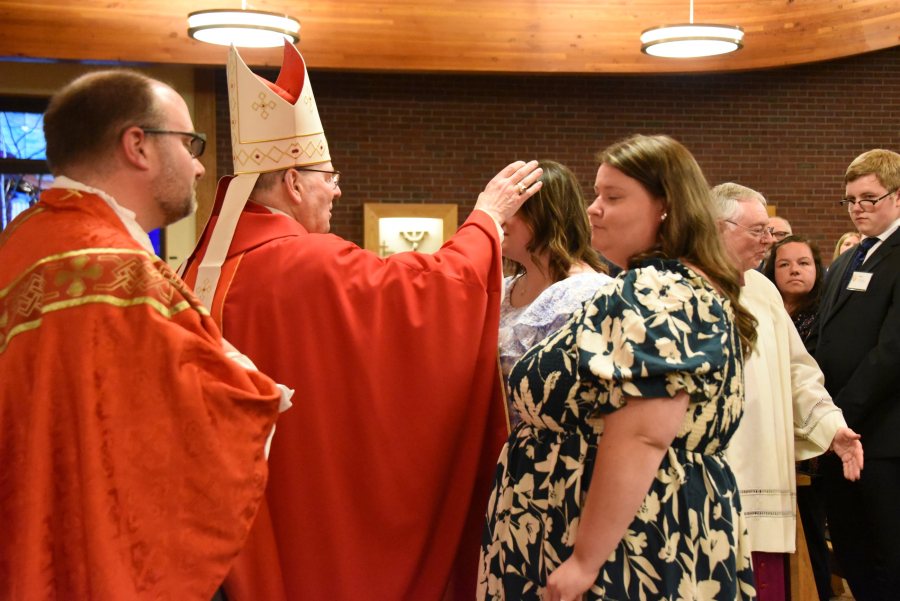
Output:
[724,220,775,239]
[839,189,897,211]
[285,167,341,189]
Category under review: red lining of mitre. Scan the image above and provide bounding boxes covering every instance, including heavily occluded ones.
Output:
[275,41,307,104]
[252,41,307,106]
[255,75,298,104]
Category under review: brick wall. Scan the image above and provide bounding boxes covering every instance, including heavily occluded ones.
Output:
[216,46,900,264]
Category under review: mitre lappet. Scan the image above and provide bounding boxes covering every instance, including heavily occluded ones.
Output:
[186,41,330,307]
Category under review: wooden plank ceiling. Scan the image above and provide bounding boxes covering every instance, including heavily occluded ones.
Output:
[1,0,899,73]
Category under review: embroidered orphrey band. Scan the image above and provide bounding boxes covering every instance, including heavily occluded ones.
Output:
[0,248,208,355]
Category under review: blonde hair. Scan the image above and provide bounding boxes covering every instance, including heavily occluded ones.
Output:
[833,231,861,261]
[598,135,757,356]
[845,149,900,190]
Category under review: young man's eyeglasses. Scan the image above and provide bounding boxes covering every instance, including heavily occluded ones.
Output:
[725,220,774,239]
[140,128,206,159]
[284,167,341,189]
[839,189,897,211]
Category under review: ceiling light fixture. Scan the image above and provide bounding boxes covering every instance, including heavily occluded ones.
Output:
[640,0,743,59]
[188,1,300,48]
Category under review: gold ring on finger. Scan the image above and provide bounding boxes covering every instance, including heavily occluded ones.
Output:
[516,183,527,194]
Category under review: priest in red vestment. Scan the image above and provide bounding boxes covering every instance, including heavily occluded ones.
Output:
[180,42,543,601]
[0,70,284,601]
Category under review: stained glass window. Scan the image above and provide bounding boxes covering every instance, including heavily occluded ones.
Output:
[0,111,47,160]
[1,105,50,231]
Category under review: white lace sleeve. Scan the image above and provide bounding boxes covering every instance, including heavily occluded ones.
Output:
[498,272,614,426]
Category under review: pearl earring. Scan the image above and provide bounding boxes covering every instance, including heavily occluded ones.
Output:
[661,212,668,221]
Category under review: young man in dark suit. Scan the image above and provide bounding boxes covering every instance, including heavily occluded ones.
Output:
[816,149,900,601]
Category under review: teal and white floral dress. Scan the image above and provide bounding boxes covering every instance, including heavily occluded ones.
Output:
[478,259,756,601]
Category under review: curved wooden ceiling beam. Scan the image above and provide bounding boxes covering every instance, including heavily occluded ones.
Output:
[0,0,899,73]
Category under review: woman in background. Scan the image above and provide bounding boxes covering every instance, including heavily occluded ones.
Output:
[764,235,833,601]
[764,235,824,355]
[833,231,860,261]
[499,160,610,428]
[479,135,757,601]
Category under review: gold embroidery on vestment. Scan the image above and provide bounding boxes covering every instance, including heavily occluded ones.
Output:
[55,255,103,296]
[1,248,147,298]
[0,248,207,355]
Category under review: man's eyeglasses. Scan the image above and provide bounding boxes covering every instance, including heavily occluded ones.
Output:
[140,128,206,159]
[285,167,341,189]
[772,230,791,241]
[725,220,774,239]
[839,189,897,211]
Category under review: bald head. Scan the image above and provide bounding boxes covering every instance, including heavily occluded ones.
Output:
[768,216,792,243]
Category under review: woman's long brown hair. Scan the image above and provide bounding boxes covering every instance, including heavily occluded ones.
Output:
[505,159,606,281]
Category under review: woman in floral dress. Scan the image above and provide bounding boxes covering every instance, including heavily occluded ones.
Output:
[478,135,759,601]
[499,160,610,429]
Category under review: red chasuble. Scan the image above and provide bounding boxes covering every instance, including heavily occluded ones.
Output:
[0,189,282,601]
[182,178,509,601]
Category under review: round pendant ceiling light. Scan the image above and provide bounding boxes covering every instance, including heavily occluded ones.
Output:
[640,0,743,58]
[188,4,299,48]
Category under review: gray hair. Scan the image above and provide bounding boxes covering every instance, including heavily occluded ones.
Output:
[252,168,289,194]
[710,182,767,222]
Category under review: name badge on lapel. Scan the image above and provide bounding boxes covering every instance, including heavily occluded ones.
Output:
[847,271,873,291]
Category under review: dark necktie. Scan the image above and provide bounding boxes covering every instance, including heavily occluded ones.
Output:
[838,236,879,297]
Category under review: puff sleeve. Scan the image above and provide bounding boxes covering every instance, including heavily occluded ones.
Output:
[575,263,735,415]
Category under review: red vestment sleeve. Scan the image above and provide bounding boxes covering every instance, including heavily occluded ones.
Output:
[183,203,509,600]
[0,191,283,601]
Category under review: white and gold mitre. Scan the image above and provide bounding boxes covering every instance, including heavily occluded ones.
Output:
[227,41,330,174]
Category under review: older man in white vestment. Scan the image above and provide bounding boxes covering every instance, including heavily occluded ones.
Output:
[712,183,863,601]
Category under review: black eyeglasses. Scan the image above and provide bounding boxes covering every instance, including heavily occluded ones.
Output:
[724,220,774,239]
[140,128,206,159]
[839,189,897,211]
[284,167,341,189]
